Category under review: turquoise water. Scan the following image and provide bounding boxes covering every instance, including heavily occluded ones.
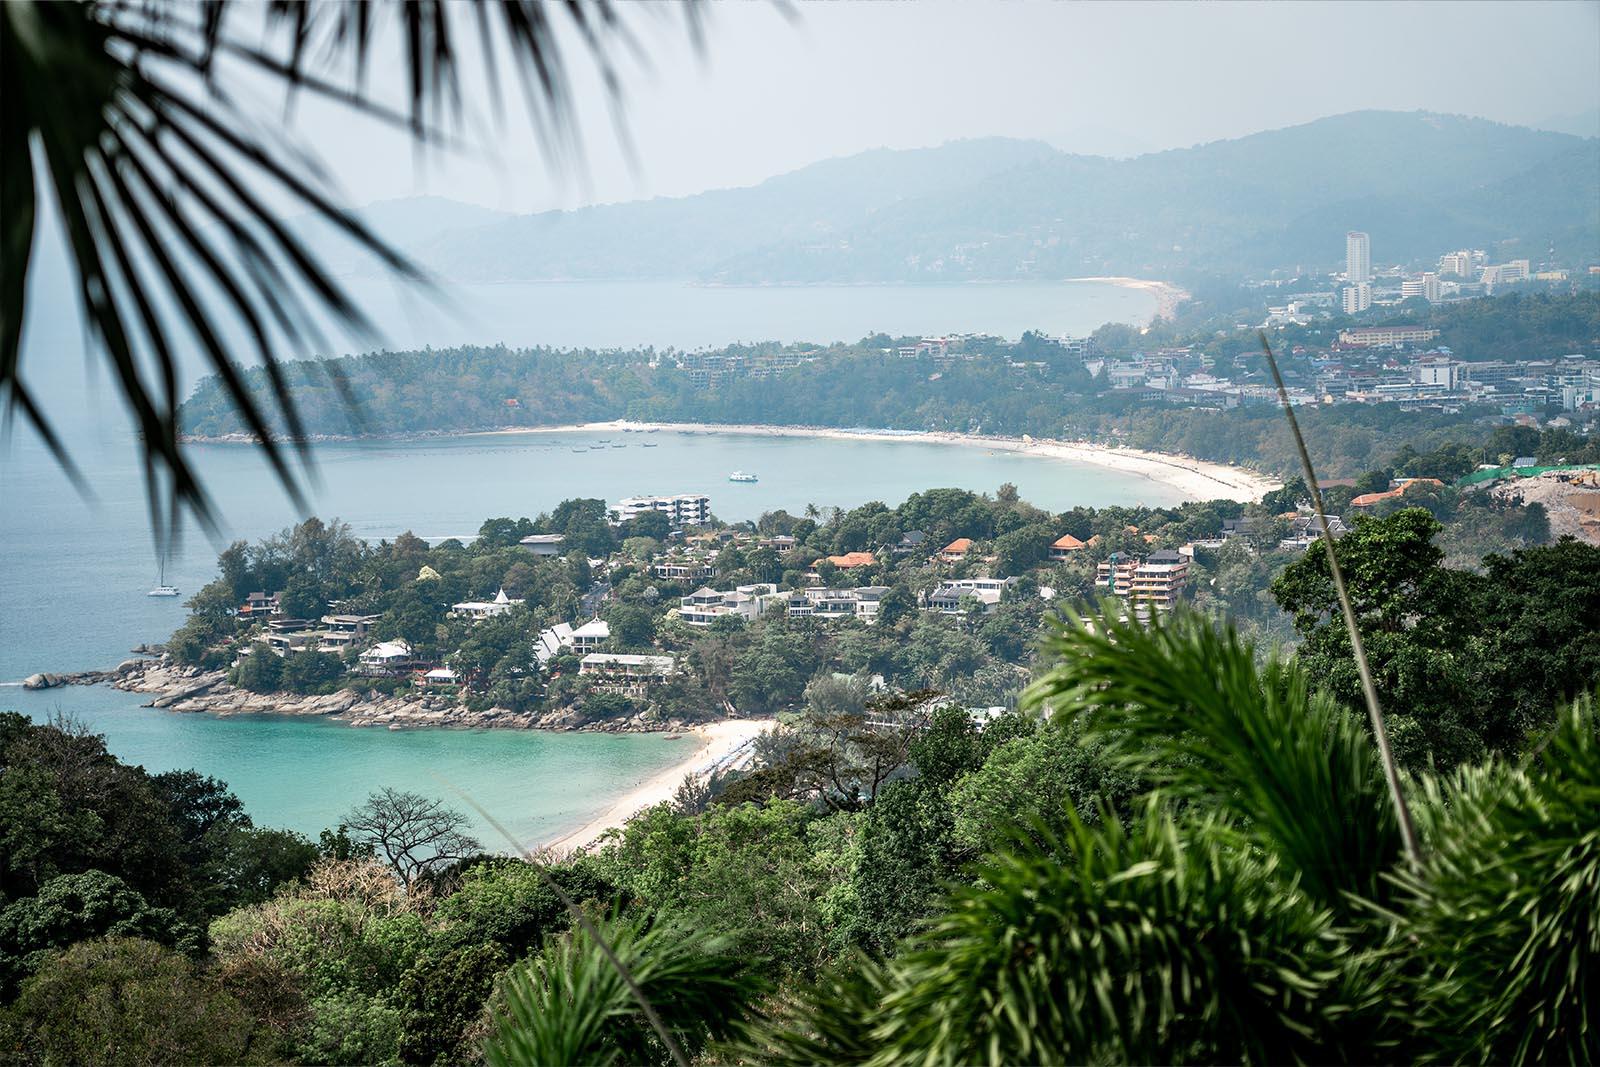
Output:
[3,277,1161,840]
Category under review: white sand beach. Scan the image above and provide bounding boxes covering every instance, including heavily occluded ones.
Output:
[471,420,1278,502]
[542,719,769,855]
[1067,275,1191,321]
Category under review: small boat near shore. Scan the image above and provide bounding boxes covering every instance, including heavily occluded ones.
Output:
[147,559,179,597]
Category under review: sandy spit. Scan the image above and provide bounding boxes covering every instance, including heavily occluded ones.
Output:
[542,719,768,855]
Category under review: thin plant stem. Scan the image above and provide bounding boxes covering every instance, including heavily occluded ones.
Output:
[1258,332,1422,867]
[437,775,693,1067]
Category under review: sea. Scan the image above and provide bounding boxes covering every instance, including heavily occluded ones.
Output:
[2,274,1161,843]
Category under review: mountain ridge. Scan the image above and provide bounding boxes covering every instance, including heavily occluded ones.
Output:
[327,111,1594,284]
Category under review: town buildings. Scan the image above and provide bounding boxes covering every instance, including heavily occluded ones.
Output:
[677,584,789,626]
[787,586,890,623]
[578,653,676,695]
[1095,551,1189,616]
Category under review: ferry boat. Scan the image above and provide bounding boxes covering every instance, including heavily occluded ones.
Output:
[728,471,758,483]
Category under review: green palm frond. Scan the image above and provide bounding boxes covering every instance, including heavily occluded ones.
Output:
[852,802,1356,1066]
[2,0,693,546]
[1023,602,1403,909]
[741,955,893,1067]
[1386,694,1599,1064]
[483,912,763,1067]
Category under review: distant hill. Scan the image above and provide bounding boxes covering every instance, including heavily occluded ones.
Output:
[342,112,1596,284]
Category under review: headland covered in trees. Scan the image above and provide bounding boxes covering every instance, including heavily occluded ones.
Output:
[176,289,1600,483]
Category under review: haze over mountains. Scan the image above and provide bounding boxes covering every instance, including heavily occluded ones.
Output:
[328,111,1597,285]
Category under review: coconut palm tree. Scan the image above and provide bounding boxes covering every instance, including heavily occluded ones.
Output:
[2,0,695,544]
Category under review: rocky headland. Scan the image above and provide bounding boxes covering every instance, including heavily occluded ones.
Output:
[32,655,703,734]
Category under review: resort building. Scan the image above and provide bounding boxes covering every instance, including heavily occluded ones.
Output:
[238,591,282,619]
[570,619,611,652]
[677,584,789,627]
[608,493,712,527]
[1096,551,1189,615]
[518,534,567,556]
[1048,534,1087,559]
[579,653,676,695]
[652,557,716,583]
[787,586,890,623]
[925,577,1016,615]
[823,551,878,570]
[357,640,419,676]
[1337,326,1440,347]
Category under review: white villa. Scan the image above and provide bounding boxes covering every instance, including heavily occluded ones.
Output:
[571,619,611,652]
[787,586,890,623]
[677,584,788,626]
[579,652,676,695]
[925,577,1016,615]
[450,588,524,621]
[518,533,567,556]
[357,640,418,676]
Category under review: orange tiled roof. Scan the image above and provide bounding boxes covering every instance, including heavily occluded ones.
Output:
[827,551,878,568]
[1051,534,1086,550]
[941,538,974,555]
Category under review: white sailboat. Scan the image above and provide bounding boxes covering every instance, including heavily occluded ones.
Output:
[147,558,179,597]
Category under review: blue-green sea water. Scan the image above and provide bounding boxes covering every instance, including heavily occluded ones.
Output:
[3,276,1162,841]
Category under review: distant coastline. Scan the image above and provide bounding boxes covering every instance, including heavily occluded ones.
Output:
[187,419,1276,503]
[1065,276,1190,321]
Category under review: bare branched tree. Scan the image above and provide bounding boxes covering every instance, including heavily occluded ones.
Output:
[342,787,481,886]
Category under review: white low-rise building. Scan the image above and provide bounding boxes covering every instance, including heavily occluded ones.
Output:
[608,493,712,527]
[925,577,1016,615]
[357,640,417,676]
[787,586,890,623]
[451,588,524,621]
[677,584,788,626]
[570,619,611,652]
[579,653,676,695]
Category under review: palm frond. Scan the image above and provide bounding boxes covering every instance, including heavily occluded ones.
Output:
[855,802,1357,1066]
[1385,694,1599,1064]
[483,912,764,1067]
[1258,331,1422,863]
[2,0,695,549]
[1023,601,1403,910]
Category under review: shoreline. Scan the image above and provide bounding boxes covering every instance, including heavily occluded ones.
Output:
[459,420,1277,502]
[192,420,1276,503]
[1065,275,1190,321]
[543,718,767,854]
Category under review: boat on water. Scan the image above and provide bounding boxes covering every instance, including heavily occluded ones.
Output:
[571,447,588,453]
[645,428,660,433]
[611,443,628,448]
[641,442,658,448]
[147,559,179,597]
[729,471,758,483]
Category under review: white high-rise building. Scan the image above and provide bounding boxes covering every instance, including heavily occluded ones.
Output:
[1342,284,1372,315]
[1346,231,1371,285]
[1439,251,1474,278]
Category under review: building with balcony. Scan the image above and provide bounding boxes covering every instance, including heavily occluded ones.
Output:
[579,653,676,695]
[787,586,889,623]
[677,584,788,626]
[608,493,712,527]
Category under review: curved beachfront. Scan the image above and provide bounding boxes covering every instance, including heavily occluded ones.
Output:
[469,420,1278,503]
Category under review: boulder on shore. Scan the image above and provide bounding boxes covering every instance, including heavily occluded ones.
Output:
[22,673,64,690]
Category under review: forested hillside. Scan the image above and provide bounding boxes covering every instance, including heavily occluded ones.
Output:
[384,111,1595,283]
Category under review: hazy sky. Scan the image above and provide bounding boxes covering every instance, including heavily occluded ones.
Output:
[220,0,1600,214]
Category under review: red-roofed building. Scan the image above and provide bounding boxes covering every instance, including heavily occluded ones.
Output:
[825,551,878,570]
[1049,534,1087,560]
[938,538,974,562]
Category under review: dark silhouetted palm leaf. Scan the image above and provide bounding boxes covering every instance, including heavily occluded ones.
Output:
[1,0,695,546]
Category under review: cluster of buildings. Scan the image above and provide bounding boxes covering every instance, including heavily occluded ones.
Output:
[1338,231,1554,315]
